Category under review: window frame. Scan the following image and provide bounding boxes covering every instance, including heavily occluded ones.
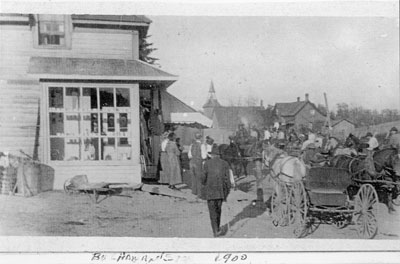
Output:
[43,82,136,166]
[33,15,72,50]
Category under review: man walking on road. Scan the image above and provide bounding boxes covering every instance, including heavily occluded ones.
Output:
[202,144,231,237]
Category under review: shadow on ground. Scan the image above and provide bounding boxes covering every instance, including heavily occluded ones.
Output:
[220,198,271,236]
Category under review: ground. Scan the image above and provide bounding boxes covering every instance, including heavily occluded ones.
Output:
[0,173,399,239]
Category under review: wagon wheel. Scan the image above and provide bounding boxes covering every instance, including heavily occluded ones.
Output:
[271,182,289,227]
[353,184,379,239]
[289,181,309,238]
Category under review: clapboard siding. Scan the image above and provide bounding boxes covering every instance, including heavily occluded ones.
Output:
[0,137,37,154]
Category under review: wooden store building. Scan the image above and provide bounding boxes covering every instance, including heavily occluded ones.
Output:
[0,14,178,189]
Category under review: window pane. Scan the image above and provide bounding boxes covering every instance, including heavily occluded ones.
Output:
[82,138,99,161]
[117,138,131,160]
[38,21,65,46]
[49,87,63,108]
[100,88,114,110]
[101,138,116,160]
[49,113,64,136]
[119,113,129,133]
[91,113,99,135]
[65,113,79,136]
[82,88,98,110]
[100,113,115,136]
[65,138,81,161]
[81,113,99,136]
[116,88,130,107]
[65,87,80,111]
[50,138,64,161]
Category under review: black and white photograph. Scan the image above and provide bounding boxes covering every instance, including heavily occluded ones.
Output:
[0,0,399,263]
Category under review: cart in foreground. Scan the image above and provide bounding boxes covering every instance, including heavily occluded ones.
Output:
[271,166,380,239]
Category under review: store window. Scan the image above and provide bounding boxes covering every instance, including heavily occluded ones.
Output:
[47,86,132,162]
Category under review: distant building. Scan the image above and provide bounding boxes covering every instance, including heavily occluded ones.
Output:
[331,118,356,140]
[202,81,222,119]
[273,93,326,132]
[202,81,266,143]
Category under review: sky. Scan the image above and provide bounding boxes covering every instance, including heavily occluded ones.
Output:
[148,16,399,112]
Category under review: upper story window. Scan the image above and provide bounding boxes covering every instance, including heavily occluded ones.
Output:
[34,15,71,49]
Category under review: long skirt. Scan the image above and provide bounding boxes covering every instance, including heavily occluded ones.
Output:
[168,154,182,185]
[159,152,170,184]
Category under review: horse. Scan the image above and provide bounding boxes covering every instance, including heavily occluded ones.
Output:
[373,147,400,178]
[219,139,248,179]
[263,144,307,184]
[263,144,307,225]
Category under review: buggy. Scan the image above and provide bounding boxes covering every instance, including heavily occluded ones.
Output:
[271,167,380,239]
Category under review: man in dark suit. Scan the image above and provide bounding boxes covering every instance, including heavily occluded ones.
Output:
[201,144,231,237]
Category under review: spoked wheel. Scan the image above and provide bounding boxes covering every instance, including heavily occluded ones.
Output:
[271,182,289,227]
[353,184,379,239]
[289,181,308,238]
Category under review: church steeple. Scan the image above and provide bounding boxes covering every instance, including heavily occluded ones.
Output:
[203,80,221,119]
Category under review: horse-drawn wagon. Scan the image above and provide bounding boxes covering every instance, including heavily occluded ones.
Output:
[287,167,380,239]
[268,146,400,239]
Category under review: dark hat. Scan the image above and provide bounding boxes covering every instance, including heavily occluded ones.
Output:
[366,132,373,137]
[210,144,220,155]
[390,127,398,132]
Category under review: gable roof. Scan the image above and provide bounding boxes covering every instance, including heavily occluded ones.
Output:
[274,100,326,117]
[213,106,265,130]
[332,118,356,127]
[275,101,308,116]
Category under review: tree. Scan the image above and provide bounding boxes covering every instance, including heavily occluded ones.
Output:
[139,34,159,65]
[336,103,350,119]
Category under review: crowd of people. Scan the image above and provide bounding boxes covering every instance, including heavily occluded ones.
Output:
[156,125,400,237]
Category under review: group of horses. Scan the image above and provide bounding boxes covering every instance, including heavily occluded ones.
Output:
[216,133,400,212]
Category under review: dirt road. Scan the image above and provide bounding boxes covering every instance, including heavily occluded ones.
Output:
[0,175,399,239]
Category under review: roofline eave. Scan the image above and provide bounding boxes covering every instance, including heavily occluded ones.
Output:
[28,73,178,82]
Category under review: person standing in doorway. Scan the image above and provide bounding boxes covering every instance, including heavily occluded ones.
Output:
[166,133,182,189]
[202,144,231,237]
[188,132,207,198]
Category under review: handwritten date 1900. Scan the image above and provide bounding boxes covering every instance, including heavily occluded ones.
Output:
[215,253,247,263]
